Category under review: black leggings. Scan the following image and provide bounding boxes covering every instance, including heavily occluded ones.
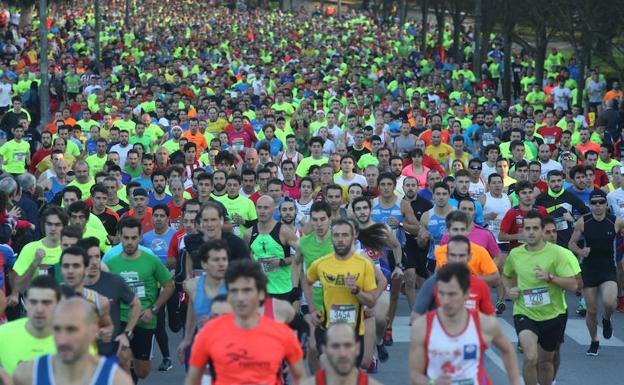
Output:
[154,289,184,358]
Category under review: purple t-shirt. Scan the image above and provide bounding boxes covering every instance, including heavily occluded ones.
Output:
[440,225,501,258]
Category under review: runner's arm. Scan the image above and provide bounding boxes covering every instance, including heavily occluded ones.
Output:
[408,316,430,385]
[400,199,421,235]
[183,367,204,385]
[291,248,303,299]
[483,314,521,385]
[289,360,306,385]
[567,218,585,256]
[151,279,175,314]
[12,361,34,385]
[124,296,142,333]
[112,364,134,385]
[97,295,115,343]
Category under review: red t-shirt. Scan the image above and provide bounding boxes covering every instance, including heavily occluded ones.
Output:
[225,124,257,150]
[499,205,549,250]
[167,200,184,230]
[282,180,300,200]
[434,276,495,315]
[167,228,186,264]
[537,126,563,150]
[189,314,303,385]
[534,180,548,194]
[123,208,154,233]
[250,191,262,205]
[593,169,609,188]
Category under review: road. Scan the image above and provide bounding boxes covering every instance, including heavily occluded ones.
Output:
[146,290,624,385]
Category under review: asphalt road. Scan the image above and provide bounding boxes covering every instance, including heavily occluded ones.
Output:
[145,291,624,385]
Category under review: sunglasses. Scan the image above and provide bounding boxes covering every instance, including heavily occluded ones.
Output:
[469,166,482,170]
[590,199,607,205]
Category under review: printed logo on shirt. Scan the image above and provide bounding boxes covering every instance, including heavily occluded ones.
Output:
[463,344,477,360]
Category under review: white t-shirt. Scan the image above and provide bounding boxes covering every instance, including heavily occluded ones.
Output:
[110,143,133,168]
[481,162,497,181]
[551,87,571,111]
[539,159,563,180]
[0,82,11,107]
[607,188,624,218]
[334,173,368,188]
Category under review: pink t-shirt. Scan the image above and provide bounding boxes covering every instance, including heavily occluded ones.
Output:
[401,164,430,189]
[441,225,501,258]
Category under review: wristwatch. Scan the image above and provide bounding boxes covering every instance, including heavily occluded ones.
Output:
[151,305,159,314]
[124,330,134,340]
[396,262,406,271]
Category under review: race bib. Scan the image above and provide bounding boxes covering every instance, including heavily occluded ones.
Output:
[38,265,52,276]
[259,257,280,273]
[523,287,551,307]
[452,379,475,385]
[554,217,568,231]
[127,280,146,298]
[232,224,241,236]
[13,152,26,162]
[544,136,556,145]
[329,304,356,326]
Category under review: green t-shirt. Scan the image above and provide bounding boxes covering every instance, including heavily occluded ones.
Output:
[0,318,55,374]
[124,165,143,178]
[86,154,107,175]
[113,119,137,136]
[0,139,30,174]
[503,242,576,321]
[105,251,173,329]
[357,153,380,170]
[596,158,620,174]
[300,232,334,311]
[218,195,257,238]
[250,226,291,295]
[67,178,95,200]
[295,156,329,177]
[130,135,152,153]
[13,239,63,280]
[162,139,180,155]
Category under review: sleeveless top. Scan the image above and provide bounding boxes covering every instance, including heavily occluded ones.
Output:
[426,208,447,245]
[371,197,405,245]
[82,288,102,314]
[46,177,66,201]
[33,355,118,385]
[193,275,227,328]
[250,223,292,295]
[425,309,490,385]
[315,368,368,385]
[468,178,487,200]
[582,213,617,271]
[483,192,511,242]
[279,151,302,167]
[261,297,276,320]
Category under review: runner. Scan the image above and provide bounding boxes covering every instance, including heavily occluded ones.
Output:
[503,211,578,385]
[184,259,306,385]
[0,276,60,375]
[299,323,383,385]
[568,189,623,355]
[409,263,520,385]
[418,182,456,275]
[245,196,300,302]
[105,217,175,383]
[306,218,377,369]
[12,297,133,385]
[413,233,495,319]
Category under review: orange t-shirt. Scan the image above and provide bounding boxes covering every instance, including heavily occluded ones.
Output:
[189,314,303,385]
[575,141,600,156]
[181,130,208,159]
[418,129,450,146]
[434,242,498,276]
[603,90,622,102]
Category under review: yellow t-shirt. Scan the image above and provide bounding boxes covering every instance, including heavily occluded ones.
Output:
[425,143,454,164]
[307,253,377,335]
[0,139,30,174]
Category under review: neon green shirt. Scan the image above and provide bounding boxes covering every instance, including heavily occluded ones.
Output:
[0,318,55,375]
[0,139,30,174]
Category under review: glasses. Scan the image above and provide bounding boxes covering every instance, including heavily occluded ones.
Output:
[469,166,482,170]
[590,200,607,205]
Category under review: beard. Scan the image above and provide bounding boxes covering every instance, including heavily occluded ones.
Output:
[214,183,225,192]
[155,185,166,194]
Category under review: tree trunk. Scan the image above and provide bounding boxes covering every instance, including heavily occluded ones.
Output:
[502,23,514,104]
[451,1,463,63]
[38,0,49,131]
[420,0,429,54]
[534,22,547,88]
[435,3,445,51]
[337,0,342,17]
[473,0,482,79]
[125,0,130,27]
[19,4,35,30]
[95,0,101,74]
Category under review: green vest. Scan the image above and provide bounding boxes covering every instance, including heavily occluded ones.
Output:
[250,223,291,295]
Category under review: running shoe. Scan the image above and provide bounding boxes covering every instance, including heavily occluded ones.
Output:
[366,358,378,373]
[586,341,599,356]
[603,318,613,339]
[383,328,393,346]
[576,298,587,317]
[158,357,173,371]
[495,300,506,315]
[376,344,389,362]
[617,297,624,313]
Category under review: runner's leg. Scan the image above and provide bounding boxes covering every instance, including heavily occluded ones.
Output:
[537,345,555,385]
[518,330,539,385]
[584,286,599,342]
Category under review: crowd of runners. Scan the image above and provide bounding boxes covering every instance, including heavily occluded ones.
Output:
[0,1,622,385]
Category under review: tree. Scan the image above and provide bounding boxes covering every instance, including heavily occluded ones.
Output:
[499,0,516,104]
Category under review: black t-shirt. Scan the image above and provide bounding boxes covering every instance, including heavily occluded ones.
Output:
[347,145,370,162]
[85,271,136,356]
[95,209,120,237]
[183,231,250,276]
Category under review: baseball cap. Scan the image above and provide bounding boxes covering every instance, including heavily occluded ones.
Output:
[132,188,148,198]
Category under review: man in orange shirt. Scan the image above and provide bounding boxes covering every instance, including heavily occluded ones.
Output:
[575,126,600,158]
[185,259,306,385]
[181,117,208,160]
[603,82,622,102]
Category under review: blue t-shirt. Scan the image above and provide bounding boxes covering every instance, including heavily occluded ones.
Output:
[141,228,176,264]
[102,244,157,263]
[148,192,173,207]
[132,176,153,191]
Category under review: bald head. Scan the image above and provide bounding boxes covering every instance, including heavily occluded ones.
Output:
[53,297,99,364]
[55,297,98,325]
[326,323,357,343]
[257,195,275,208]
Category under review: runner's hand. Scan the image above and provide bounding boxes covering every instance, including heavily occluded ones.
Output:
[115,333,130,356]
[0,366,14,385]
[507,287,520,301]
[139,309,153,323]
[345,273,358,292]
[534,266,550,281]
[484,212,498,220]
[310,310,322,327]
[6,293,18,307]
[177,340,191,364]
[578,247,591,259]
[233,214,244,225]
[387,217,399,229]
[391,266,404,279]
[563,211,574,222]
[99,325,114,343]
[435,373,453,385]
[34,249,46,264]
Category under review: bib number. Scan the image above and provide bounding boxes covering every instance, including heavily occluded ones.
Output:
[38,265,52,276]
[545,136,556,145]
[127,280,146,298]
[329,304,356,327]
[523,287,551,307]
[13,152,26,162]
[554,217,568,231]
[259,257,279,273]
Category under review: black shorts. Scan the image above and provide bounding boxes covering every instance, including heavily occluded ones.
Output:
[315,327,364,366]
[120,323,154,361]
[581,266,617,288]
[513,313,567,352]
[404,240,431,279]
